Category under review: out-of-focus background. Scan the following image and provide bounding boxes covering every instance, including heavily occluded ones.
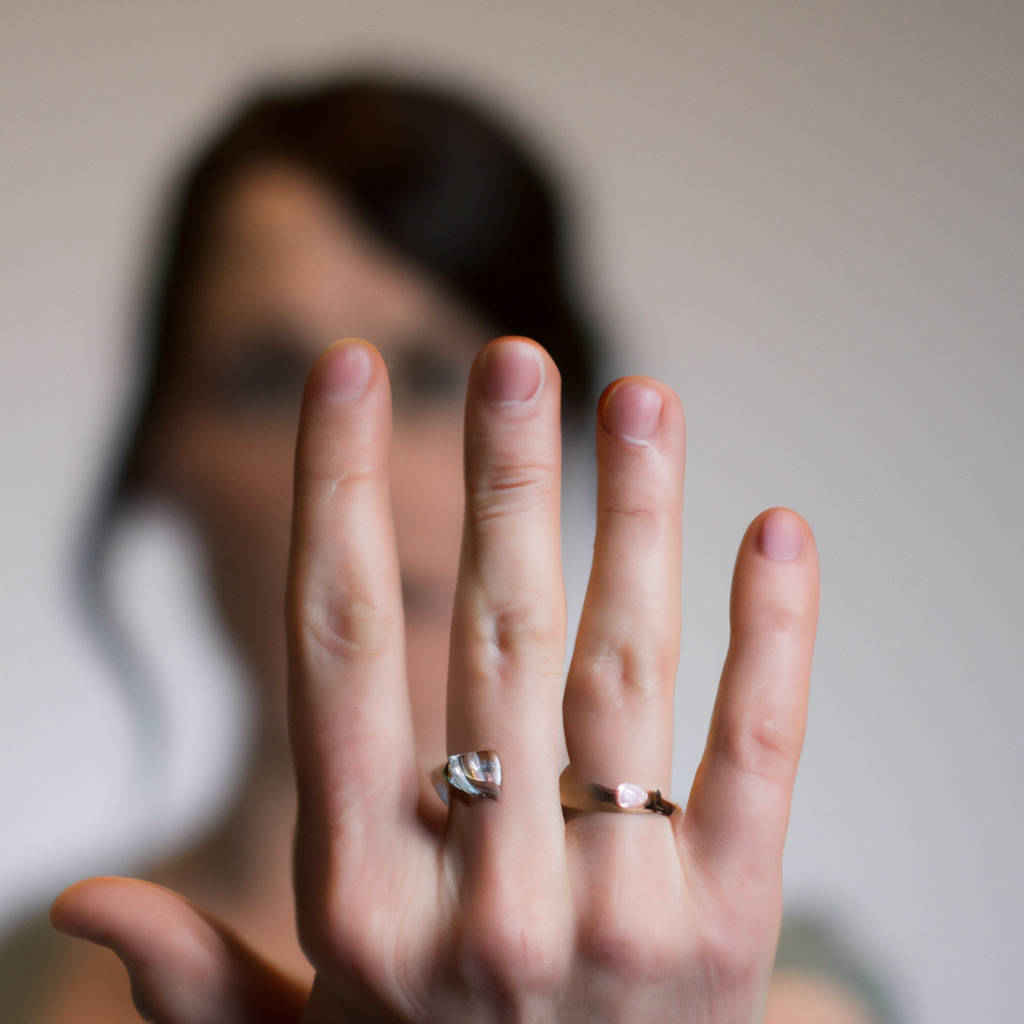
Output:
[1,1,1021,1020]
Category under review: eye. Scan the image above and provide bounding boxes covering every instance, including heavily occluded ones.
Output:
[210,328,315,415]
[389,341,472,410]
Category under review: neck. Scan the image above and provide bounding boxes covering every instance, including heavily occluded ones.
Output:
[152,721,311,977]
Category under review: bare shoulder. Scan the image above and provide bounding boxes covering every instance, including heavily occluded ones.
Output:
[0,913,140,1024]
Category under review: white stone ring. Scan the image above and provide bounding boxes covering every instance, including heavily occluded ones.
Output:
[559,764,680,816]
[432,750,502,804]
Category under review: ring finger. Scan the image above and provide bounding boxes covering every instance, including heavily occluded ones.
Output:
[563,377,685,798]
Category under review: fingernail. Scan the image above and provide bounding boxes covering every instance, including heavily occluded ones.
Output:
[602,380,663,445]
[323,340,372,401]
[759,509,803,561]
[483,340,544,404]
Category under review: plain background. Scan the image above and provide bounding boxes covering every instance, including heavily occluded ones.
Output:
[1,2,1022,1021]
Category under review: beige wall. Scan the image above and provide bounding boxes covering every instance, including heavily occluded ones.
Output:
[2,2,1022,1020]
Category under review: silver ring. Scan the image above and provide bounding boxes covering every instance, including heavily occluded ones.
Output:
[559,764,679,816]
[432,750,502,804]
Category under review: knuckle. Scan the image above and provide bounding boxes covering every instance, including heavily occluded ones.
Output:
[295,586,395,664]
[467,460,558,523]
[460,893,570,996]
[301,453,383,495]
[750,600,805,643]
[300,866,385,986]
[570,655,624,706]
[717,706,802,781]
[697,901,776,991]
[578,896,685,981]
[599,502,675,551]
[491,602,563,655]
[571,650,672,704]
[602,503,665,527]
[698,932,758,994]
[746,712,801,766]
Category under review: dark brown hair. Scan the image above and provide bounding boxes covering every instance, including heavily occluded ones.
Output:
[125,74,599,486]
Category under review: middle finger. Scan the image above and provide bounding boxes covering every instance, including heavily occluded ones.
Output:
[446,337,568,887]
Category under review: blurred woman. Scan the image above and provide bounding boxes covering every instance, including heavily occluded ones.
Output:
[2,75,885,1023]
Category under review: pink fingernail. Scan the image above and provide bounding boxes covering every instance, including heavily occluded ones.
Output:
[483,340,544,405]
[602,380,663,445]
[323,341,372,401]
[759,509,803,561]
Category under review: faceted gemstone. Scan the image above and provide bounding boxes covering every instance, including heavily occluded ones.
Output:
[464,750,501,786]
[445,751,502,801]
[614,782,649,809]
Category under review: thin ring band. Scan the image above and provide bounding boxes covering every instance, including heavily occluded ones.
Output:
[432,750,502,804]
[559,764,680,816]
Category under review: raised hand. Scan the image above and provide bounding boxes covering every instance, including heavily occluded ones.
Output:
[54,337,818,1023]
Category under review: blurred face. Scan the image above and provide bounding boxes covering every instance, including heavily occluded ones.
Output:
[147,163,491,772]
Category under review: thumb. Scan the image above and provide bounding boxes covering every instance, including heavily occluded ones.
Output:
[51,877,308,1024]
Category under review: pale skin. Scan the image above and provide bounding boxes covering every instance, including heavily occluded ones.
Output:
[42,167,852,1022]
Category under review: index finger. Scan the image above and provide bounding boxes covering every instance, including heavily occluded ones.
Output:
[287,340,417,843]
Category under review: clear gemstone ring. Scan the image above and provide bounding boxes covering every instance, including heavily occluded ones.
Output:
[558,764,679,816]
[432,750,502,804]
